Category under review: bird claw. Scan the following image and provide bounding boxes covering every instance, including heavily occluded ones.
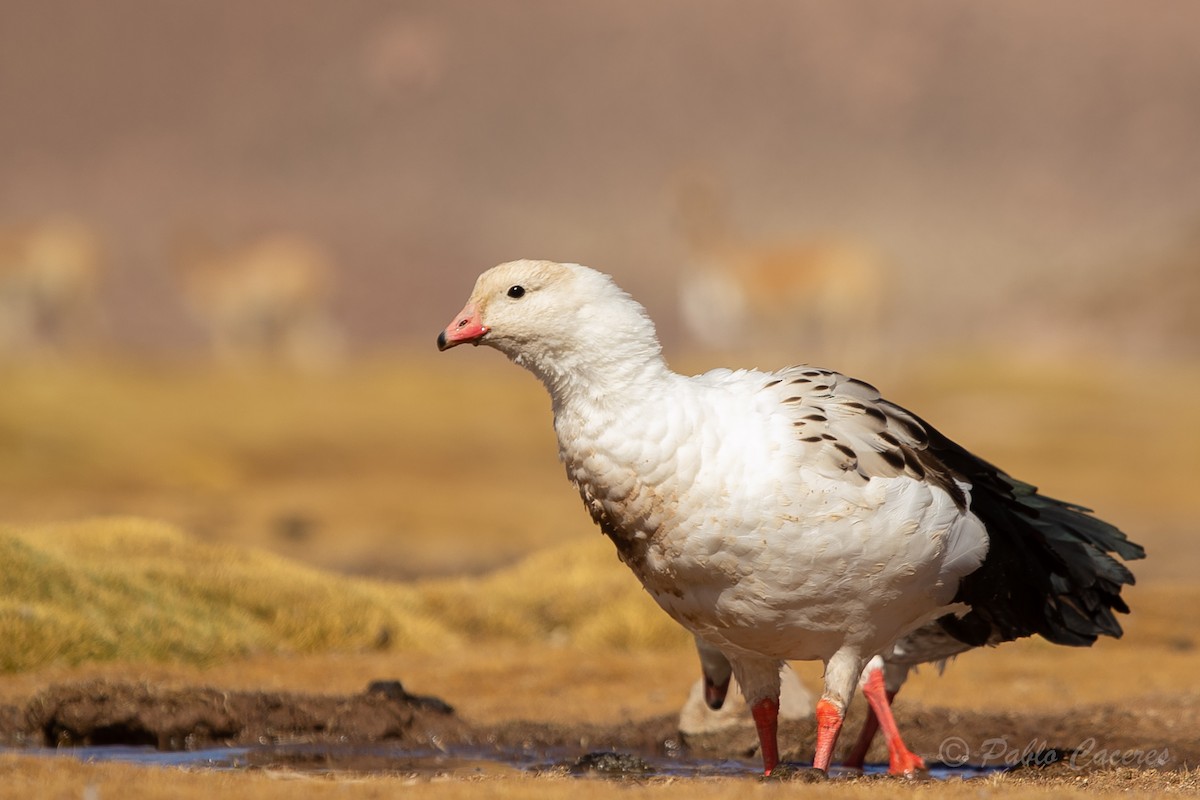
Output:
[889,750,928,777]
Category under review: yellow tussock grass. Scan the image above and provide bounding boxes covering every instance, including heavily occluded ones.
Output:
[0,517,685,673]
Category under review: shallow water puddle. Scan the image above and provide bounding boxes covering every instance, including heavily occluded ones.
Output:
[3,743,1005,780]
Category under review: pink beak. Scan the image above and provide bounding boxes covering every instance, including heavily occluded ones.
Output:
[437,302,489,350]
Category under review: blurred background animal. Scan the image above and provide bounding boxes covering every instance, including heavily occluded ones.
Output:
[673,171,886,369]
[174,232,344,370]
[0,217,105,358]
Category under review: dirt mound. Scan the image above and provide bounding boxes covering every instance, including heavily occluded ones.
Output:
[10,679,468,751]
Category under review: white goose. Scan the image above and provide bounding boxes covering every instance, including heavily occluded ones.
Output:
[437,260,1143,776]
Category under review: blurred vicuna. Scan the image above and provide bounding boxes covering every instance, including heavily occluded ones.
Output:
[0,217,105,358]
[174,232,344,370]
[673,172,885,368]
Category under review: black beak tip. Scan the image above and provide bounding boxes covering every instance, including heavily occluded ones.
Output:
[703,676,731,710]
[436,331,448,351]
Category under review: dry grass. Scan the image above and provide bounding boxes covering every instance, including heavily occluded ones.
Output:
[0,517,452,670]
[0,517,690,673]
[0,355,582,578]
[418,537,690,651]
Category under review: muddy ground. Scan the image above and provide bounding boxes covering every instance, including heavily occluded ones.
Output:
[1,678,1194,782]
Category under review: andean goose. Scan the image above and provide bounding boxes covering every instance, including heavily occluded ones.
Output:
[437,260,1144,776]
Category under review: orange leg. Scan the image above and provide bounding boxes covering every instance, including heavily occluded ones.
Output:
[812,698,844,772]
[751,697,780,775]
[859,666,926,775]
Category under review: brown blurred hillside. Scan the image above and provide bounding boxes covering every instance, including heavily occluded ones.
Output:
[2,1,1200,359]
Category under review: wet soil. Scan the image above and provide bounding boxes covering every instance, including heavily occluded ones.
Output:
[0,678,1194,779]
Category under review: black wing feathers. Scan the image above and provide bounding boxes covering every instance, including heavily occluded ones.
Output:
[911,409,1145,648]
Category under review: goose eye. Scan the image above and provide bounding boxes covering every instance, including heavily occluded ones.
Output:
[506,285,526,299]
